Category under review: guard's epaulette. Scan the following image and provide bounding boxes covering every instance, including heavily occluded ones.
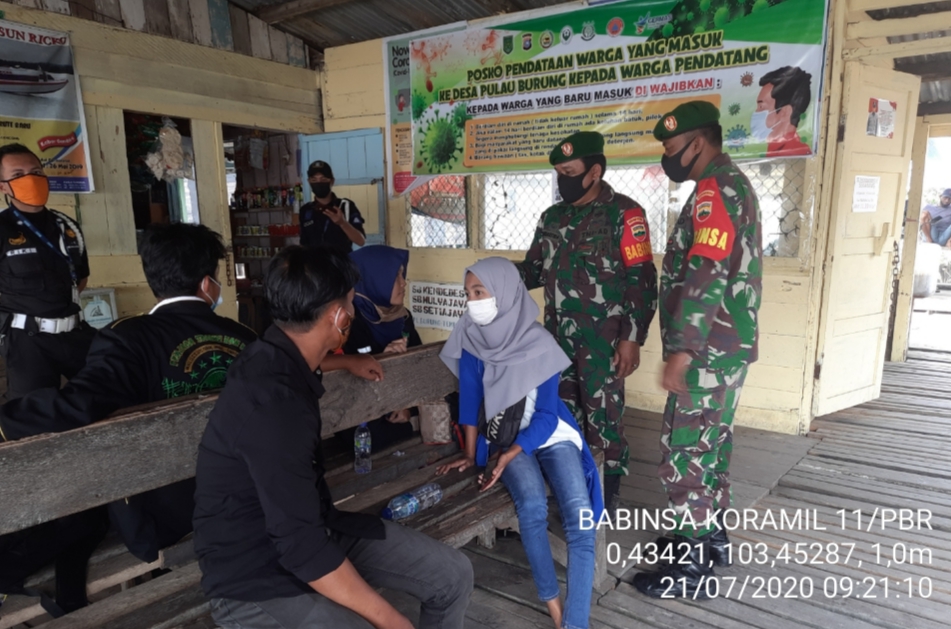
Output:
[108,313,146,329]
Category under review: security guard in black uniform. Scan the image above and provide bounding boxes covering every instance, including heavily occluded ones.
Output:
[299,160,367,254]
[0,143,96,400]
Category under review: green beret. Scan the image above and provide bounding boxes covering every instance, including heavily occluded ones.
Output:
[549,131,604,165]
[652,101,721,141]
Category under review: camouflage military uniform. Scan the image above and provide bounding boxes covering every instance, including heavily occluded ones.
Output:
[659,153,762,537]
[519,183,658,476]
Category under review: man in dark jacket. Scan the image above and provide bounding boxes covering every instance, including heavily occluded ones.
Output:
[299,160,366,254]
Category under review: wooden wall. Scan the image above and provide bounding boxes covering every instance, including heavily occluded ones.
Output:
[0,1,322,319]
[4,0,309,68]
[322,39,818,436]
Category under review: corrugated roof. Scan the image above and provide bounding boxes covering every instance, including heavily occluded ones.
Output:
[233,0,582,51]
[862,2,951,112]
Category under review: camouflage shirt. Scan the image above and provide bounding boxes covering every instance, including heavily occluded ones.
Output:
[660,154,763,367]
[518,183,658,344]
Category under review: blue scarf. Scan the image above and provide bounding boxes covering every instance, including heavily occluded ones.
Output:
[350,245,410,349]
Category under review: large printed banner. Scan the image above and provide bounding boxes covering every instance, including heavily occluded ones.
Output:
[409,0,828,176]
[0,20,94,192]
[384,24,464,197]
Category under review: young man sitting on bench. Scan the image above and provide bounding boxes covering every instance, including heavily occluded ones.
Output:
[193,246,474,629]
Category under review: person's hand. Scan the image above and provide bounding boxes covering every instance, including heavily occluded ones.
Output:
[383,337,408,354]
[478,448,520,492]
[612,340,641,379]
[323,205,346,225]
[348,355,384,382]
[661,352,692,394]
[436,456,475,475]
[386,408,411,424]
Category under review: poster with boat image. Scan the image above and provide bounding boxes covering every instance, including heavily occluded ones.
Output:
[0,19,93,192]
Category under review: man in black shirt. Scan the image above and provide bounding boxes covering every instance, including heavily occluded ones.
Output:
[194,246,473,629]
[0,143,96,400]
[299,160,366,254]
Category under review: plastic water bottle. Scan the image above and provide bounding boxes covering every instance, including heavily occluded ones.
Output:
[354,423,372,474]
[381,483,443,521]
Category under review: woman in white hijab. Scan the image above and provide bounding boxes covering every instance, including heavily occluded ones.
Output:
[437,257,603,629]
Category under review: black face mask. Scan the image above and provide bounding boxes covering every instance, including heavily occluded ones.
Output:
[312,182,332,199]
[660,140,701,184]
[557,165,595,204]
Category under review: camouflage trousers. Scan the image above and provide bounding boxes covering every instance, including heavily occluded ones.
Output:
[552,313,629,476]
[658,363,748,538]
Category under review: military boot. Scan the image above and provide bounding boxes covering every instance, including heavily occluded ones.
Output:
[632,533,717,600]
[652,512,732,566]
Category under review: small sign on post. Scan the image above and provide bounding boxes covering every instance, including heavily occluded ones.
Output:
[409,281,467,331]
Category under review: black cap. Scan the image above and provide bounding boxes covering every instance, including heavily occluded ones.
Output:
[307,160,334,179]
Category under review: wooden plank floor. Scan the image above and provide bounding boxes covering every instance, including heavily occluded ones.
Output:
[584,354,951,629]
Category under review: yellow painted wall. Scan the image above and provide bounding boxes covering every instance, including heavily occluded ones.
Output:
[322,39,816,435]
[1,2,322,319]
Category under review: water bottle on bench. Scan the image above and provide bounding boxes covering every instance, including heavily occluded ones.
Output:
[382,483,444,521]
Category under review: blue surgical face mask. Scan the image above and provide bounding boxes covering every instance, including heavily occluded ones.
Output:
[750,110,777,143]
[205,278,224,311]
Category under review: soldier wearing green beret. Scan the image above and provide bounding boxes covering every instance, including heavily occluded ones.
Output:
[632,101,763,599]
[516,131,658,511]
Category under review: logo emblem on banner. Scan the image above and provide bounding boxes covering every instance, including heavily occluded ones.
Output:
[522,33,533,50]
[561,142,574,157]
[607,17,624,37]
[581,21,596,41]
[540,30,554,49]
[561,26,573,44]
[503,35,513,54]
[664,116,677,131]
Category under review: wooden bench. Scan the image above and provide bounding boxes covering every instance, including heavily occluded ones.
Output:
[0,343,609,629]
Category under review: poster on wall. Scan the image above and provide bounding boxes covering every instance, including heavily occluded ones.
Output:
[0,20,94,192]
[866,97,896,139]
[383,23,465,197]
[407,0,829,176]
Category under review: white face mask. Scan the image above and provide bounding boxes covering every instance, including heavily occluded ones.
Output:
[204,278,224,311]
[467,297,498,326]
[750,110,776,143]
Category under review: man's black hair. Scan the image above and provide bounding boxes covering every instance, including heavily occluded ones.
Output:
[266,246,360,333]
[760,66,812,128]
[139,223,226,299]
[696,124,723,150]
[583,154,608,177]
[0,143,41,175]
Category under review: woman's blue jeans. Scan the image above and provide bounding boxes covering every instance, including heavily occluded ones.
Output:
[501,441,595,629]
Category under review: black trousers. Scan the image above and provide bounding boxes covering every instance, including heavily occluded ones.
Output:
[1,323,97,400]
[0,508,109,613]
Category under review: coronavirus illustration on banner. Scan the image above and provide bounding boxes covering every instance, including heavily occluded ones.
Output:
[407,0,828,176]
[0,19,94,192]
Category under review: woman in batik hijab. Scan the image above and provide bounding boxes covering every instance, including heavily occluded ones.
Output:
[437,257,603,629]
